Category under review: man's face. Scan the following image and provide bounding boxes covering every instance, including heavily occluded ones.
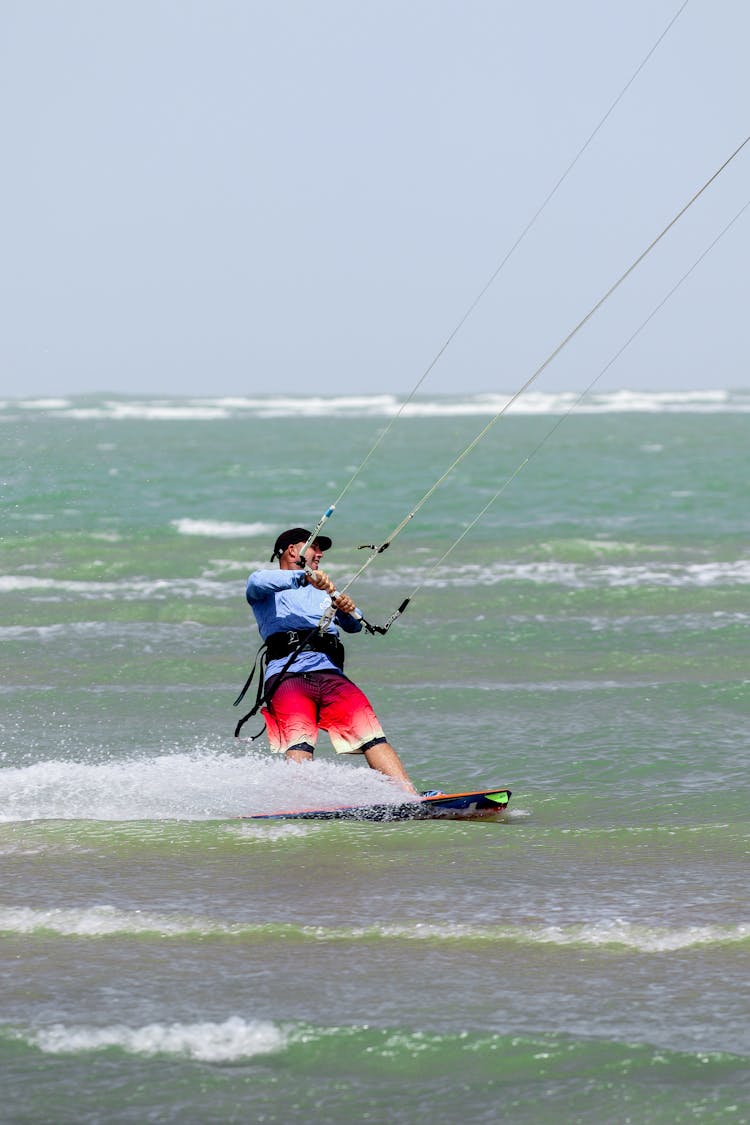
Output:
[302,539,325,569]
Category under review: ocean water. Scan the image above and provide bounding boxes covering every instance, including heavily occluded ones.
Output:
[1,390,749,1124]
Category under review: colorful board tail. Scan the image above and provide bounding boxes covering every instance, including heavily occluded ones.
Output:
[240,787,512,822]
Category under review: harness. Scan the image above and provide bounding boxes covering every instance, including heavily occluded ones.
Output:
[233,629,345,739]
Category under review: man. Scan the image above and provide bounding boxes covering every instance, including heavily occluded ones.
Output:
[245,527,417,793]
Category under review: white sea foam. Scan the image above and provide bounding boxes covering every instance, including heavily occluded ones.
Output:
[16,398,71,410]
[0,620,232,643]
[0,574,237,601]
[4,390,749,420]
[3,557,749,605]
[344,919,750,952]
[68,400,231,421]
[523,920,750,952]
[373,558,750,590]
[171,518,274,538]
[0,623,68,639]
[2,905,747,953]
[29,1016,287,1061]
[232,822,314,841]
[198,394,398,417]
[0,905,222,937]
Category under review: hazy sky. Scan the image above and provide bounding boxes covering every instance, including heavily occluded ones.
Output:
[2,1,748,398]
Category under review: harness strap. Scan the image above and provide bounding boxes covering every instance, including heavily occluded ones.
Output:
[232,642,268,708]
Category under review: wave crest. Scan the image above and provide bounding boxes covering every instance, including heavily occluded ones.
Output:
[2,906,748,953]
[30,1016,286,1062]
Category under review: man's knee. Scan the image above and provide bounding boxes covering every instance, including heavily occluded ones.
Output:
[285,742,315,762]
[359,736,387,753]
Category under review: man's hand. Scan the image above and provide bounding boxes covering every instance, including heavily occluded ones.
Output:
[306,570,356,614]
[333,593,356,615]
[305,568,335,595]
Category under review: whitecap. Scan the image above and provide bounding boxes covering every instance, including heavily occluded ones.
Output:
[523,919,750,953]
[0,574,236,601]
[18,389,750,421]
[4,905,748,954]
[16,398,71,410]
[30,1016,287,1062]
[171,519,274,539]
[366,558,750,590]
[0,904,217,937]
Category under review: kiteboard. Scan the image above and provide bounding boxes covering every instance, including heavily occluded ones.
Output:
[240,787,511,822]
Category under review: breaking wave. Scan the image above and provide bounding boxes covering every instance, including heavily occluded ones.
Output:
[4,389,750,420]
[1,905,748,953]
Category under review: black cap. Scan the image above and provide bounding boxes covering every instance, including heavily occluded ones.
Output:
[270,527,333,562]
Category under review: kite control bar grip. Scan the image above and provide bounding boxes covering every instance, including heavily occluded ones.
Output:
[303,565,409,636]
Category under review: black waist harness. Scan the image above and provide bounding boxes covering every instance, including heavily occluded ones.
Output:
[233,628,345,739]
[265,629,345,670]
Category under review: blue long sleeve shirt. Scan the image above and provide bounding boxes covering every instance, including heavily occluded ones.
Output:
[245,568,362,681]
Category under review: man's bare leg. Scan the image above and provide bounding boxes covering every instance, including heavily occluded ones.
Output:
[285,746,314,764]
[285,741,418,796]
[363,741,418,794]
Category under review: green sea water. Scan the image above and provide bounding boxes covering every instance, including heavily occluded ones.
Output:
[1,392,749,1123]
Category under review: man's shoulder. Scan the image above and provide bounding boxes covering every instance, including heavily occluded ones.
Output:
[247,566,280,579]
[246,568,303,596]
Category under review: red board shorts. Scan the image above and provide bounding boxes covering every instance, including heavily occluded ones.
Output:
[262,671,386,756]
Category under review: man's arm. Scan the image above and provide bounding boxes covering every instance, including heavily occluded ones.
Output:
[335,609,363,634]
[246,568,303,604]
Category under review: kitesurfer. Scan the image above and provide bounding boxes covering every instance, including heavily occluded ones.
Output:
[245,528,417,793]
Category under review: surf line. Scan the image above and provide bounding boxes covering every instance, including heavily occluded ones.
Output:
[312,132,750,634]
[294,0,691,570]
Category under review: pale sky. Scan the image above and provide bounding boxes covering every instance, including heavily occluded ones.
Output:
[2,1,748,398]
